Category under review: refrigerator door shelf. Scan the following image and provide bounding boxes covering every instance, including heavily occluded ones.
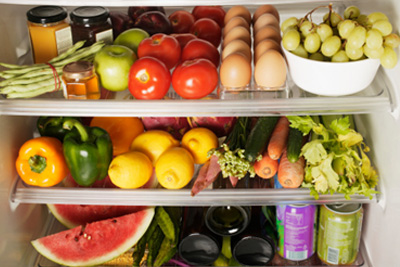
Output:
[0,68,394,117]
[10,176,378,206]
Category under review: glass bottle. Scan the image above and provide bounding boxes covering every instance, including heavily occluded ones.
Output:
[62,61,101,99]
[27,5,73,63]
[205,206,251,236]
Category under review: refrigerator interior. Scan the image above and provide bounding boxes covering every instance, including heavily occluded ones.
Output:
[0,0,400,266]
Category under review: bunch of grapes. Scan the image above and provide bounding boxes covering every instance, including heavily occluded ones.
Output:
[281,4,400,68]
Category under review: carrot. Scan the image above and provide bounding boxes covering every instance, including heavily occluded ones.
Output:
[277,149,305,188]
[267,116,290,160]
[254,151,279,179]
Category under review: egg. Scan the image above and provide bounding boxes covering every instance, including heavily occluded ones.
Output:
[253,13,280,34]
[254,50,287,88]
[223,26,251,48]
[223,16,250,38]
[224,6,252,26]
[253,5,280,23]
[222,39,252,62]
[254,26,282,48]
[254,39,281,64]
[220,52,252,88]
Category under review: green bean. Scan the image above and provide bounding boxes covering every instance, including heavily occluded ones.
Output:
[0,77,59,94]
[48,41,86,64]
[6,85,59,99]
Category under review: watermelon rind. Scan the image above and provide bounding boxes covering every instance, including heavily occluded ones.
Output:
[31,207,155,267]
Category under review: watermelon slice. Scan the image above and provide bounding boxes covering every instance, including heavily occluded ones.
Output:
[47,204,148,229]
[32,207,154,267]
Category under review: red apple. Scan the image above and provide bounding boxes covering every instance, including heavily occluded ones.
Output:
[134,11,172,35]
[168,10,195,33]
[128,6,165,22]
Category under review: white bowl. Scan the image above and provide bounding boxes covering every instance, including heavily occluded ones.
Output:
[282,46,381,96]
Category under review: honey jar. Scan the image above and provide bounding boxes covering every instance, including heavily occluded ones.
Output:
[62,61,101,99]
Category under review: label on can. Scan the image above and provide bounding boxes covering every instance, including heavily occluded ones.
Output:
[317,204,363,265]
[276,204,317,261]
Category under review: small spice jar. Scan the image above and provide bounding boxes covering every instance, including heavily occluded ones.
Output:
[27,6,73,63]
[62,61,101,99]
[70,6,113,47]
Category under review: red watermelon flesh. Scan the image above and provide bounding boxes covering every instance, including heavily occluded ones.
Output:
[32,207,154,267]
[47,204,148,229]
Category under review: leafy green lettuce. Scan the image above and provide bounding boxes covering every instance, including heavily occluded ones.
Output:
[287,115,379,200]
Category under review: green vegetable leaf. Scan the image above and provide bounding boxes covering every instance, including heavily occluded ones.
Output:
[329,116,350,135]
[310,153,340,192]
[287,116,315,135]
[301,140,327,165]
[338,130,363,147]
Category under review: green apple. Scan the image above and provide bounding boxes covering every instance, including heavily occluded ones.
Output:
[94,45,137,92]
[113,28,149,54]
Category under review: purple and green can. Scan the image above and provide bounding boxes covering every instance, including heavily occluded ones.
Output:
[276,204,317,261]
[317,204,363,265]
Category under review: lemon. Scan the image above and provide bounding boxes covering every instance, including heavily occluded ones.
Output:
[181,127,219,164]
[130,130,180,165]
[108,151,153,189]
[155,147,195,189]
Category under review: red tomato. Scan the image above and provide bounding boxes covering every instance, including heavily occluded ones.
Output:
[128,57,171,99]
[137,33,181,69]
[170,33,197,49]
[181,39,220,68]
[172,58,218,99]
[190,18,222,47]
[192,6,226,28]
[168,10,196,33]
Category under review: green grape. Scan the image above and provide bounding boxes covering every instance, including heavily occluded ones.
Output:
[345,42,364,60]
[380,46,398,68]
[316,23,333,42]
[344,6,361,20]
[282,29,301,51]
[281,17,299,33]
[299,20,315,37]
[309,52,325,61]
[367,12,389,25]
[357,14,369,26]
[304,32,321,53]
[384,33,400,48]
[338,20,356,39]
[372,20,393,36]
[331,50,350,62]
[291,44,308,58]
[366,29,383,49]
[347,26,367,49]
[321,35,341,57]
[363,44,384,59]
[323,11,343,27]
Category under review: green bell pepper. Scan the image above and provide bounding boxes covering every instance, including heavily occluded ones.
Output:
[37,116,79,141]
[63,119,113,187]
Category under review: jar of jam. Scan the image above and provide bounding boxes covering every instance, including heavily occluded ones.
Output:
[62,61,101,99]
[70,6,113,47]
[27,6,73,63]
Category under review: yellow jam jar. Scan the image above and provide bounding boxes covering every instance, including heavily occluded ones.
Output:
[27,6,73,63]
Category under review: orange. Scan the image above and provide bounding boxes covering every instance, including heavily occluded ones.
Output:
[90,117,144,156]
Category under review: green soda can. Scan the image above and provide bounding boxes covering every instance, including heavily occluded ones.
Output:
[317,204,363,265]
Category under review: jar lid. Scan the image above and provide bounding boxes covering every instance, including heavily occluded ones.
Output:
[27,6,67,24]
[63,61,94,80]
[70,6,110,24]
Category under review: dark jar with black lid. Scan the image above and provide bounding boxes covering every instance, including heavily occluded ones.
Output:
[70,6,113,47]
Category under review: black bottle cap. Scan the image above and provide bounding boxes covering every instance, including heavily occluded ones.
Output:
[27,6,67,24]
[70,6,110,24]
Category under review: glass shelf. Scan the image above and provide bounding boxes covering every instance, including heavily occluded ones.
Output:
[0,69,395,117]
[10,176,378,206]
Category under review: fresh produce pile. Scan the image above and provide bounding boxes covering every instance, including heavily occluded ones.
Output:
[282,4,399,68]
[0,41,104,98]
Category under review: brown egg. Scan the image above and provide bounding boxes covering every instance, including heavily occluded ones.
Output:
[254,50,287,88]
[254,26,282,48]
[220,52,252,88]
[253,13,280,34]
[253,5,280,23]
[222,39,252,62]
[223,16,250,37]
[223,26,251,48]
[224,6,252,26]
[254,39,282,64]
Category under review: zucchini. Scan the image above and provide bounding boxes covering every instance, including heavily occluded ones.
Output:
[244,116,279,162]
[287,127,303,163]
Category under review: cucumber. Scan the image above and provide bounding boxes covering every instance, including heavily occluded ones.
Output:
[244,116,279,162]
[287,127,303,163]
